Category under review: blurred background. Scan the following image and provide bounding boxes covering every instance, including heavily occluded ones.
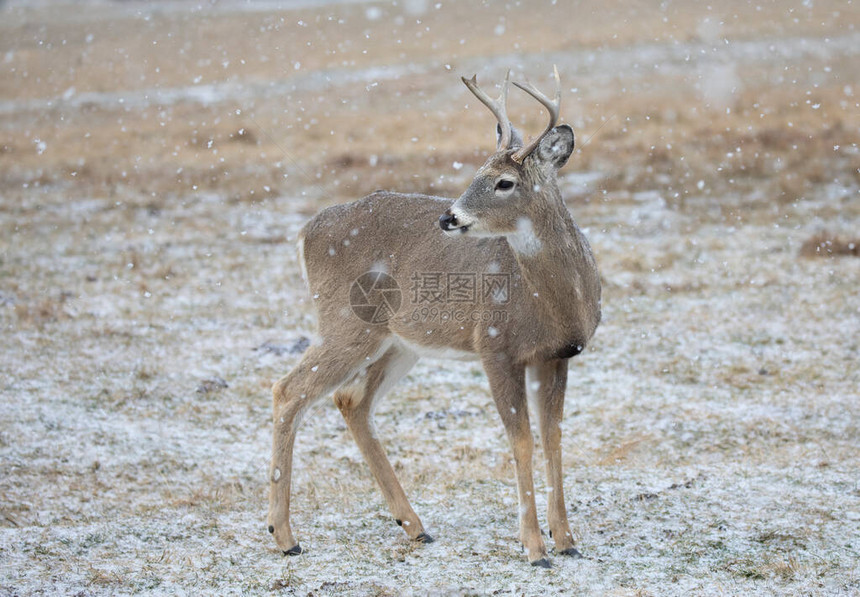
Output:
[2,0,857,214]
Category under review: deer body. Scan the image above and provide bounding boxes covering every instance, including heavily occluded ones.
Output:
[268,68,601,567]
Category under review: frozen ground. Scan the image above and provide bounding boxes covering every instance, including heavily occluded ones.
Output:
[1,0,859,595]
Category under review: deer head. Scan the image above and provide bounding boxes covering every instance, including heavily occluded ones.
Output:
[439,66,575,242]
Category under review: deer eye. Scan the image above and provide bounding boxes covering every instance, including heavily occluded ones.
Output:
[495,179,515,192]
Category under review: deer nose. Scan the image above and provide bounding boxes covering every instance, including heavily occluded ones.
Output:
[439,209,458,231]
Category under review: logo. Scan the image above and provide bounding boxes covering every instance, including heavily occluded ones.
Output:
[349,271,402,324]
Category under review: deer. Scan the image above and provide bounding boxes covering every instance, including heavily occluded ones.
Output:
[267,66,601,568]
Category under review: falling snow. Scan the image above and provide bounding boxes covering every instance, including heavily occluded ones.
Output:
[1,0,858,595]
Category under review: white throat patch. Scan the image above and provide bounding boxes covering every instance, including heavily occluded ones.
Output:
[507,217,543,256]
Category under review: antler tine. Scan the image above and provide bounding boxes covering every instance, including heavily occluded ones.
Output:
[510,65,562,164]
[462,70,513,151]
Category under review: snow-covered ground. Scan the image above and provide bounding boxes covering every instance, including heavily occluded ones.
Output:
[2,183,858,595]
[1,0,859,594]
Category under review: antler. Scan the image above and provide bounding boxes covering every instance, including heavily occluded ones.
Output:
[461,70,513,151]
[510,65,561,164]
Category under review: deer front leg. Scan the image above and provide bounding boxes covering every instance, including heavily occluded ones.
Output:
[483,355,549,567]
[529,360,580,557]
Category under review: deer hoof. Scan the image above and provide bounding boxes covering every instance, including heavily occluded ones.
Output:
[531,557,552,568]
[282,544,303,556]
[415,532,434,544]
[559,546,582,558]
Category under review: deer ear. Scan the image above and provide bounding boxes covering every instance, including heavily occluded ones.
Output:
[497,122,524,150]
[510,125,524,150]
[533,124,574,169]
[496,124,523,151]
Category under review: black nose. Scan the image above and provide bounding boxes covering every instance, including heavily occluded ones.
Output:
[439,210,458,231]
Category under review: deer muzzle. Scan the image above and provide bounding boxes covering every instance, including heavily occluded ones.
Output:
[439,209,470,234]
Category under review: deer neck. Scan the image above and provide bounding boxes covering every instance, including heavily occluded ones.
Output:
[505,191,596,328]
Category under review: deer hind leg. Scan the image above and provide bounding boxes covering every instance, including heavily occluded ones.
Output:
[267,338,387,555]
[333,345,432,543]
[527,360,580,557]
[484,355,549,567]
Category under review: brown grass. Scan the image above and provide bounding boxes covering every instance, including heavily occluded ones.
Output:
[2,0,858,215]
[799,233,860,258]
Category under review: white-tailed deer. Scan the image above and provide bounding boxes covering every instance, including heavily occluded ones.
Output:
[267,67,601,567]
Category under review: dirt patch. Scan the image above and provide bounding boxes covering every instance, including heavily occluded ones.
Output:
[800,232,860,258]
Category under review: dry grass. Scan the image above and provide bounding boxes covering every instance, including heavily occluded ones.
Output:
[2,0,858,213]
[799,232,860,258]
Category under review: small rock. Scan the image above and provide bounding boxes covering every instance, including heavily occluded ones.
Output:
[254,337,310,356]
[196,376,228,394]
